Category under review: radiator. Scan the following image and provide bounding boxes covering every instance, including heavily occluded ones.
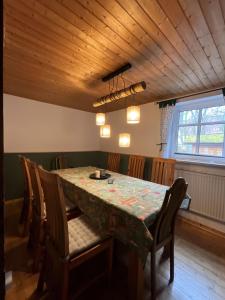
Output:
[175,168,225,223]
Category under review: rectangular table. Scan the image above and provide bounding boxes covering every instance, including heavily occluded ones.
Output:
[55,166,169,300]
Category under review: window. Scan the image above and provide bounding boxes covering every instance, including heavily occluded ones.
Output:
[170,93,225,164]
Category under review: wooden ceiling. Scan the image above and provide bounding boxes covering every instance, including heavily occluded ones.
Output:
[3,0,225,112]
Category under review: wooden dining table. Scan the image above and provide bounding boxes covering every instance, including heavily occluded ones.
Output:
[54,166,170,300]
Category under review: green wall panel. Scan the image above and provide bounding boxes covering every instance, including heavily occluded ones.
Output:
[97,152,153,179]
[4,151,101,200]
[4,151,154,200]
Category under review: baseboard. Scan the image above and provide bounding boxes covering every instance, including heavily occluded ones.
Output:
[177,215,225,240]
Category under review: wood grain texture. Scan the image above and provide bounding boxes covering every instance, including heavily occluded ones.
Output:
[3,0,225,112]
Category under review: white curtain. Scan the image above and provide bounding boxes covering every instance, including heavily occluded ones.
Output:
[159,104,175,158]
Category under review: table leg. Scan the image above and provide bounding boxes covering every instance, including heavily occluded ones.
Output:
[128,250,144,300]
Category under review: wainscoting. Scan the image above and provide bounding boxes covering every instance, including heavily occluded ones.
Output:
[4,151,101,200]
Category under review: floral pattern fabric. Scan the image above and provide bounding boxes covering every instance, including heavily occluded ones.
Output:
[54,167,168,264]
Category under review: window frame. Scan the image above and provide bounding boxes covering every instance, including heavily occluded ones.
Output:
[170,94,225,165]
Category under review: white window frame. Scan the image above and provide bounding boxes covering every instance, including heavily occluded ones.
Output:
[170,93,225,165]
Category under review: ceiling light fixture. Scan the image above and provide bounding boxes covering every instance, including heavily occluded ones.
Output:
[96,113,105,126]
[119,133,130,147]
[93,81,146,108]
[100,124,111,138]
[127,105,140,124]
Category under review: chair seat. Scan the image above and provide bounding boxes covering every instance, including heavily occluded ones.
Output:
[68,215,107,257]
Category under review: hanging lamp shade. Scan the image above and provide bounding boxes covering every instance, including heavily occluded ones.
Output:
[119,133,130,147]
[127,106,140,124]
[100,124,111,138]
[96,113,105,126]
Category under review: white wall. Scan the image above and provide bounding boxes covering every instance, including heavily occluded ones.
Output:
[4,94,99,152]
[100,102,161,157]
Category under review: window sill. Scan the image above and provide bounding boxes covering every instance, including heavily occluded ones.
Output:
[175,159,225,168]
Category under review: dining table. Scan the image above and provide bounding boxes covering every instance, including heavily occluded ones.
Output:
[53,166,173,300]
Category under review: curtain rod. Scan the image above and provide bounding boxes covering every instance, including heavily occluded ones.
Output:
[155,86,224,104]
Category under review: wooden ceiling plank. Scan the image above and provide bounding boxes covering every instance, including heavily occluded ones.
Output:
[69,0,192,93]
[179,0,225,83]
[18,0,124,63]
[137,0,214,88]
[6,3,152,91]
[158,0,222,86]
[18,0,176,95]
[4,64,87,92]
[3,79,93,111]
[5,18,110,82]
[90,0,196,92]
[116,0,205,90]
[38,0,186,93]
[5,28,104,82]
[4,72,82,96]
[6,0,123,72]
[199,0,225,72]
[5,36,95,83]
[5,44,163,100]
[4,50,91,92]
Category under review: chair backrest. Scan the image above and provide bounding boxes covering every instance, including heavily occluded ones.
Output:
[127,155,145,179]
[151,157,176,186]
[26,159,45,220]
[154,177,188,244]
[38,167,69,257]
[19,155,33,199]
[55,155,67,170]
[107,152,120,172]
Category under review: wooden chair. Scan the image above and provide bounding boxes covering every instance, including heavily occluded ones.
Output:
[19,155,33,237]
[127,155,145,179]
[55,155,68,170]
[26,159,46,272]
[151,158,176,186]
[37,167,113,299]
[149,177,188,300]
[107,152,120,172]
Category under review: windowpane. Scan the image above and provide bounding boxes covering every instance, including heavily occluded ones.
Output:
[201,106,225,123]
[199,124,224,156]
[200,124,224,143]
[179,110,199,125]
[177,126,198,154]
[199,145,223,156]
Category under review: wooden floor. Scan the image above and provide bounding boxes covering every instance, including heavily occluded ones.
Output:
[5,200,225,300]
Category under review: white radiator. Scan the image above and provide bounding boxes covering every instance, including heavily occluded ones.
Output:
[175,165,225,223]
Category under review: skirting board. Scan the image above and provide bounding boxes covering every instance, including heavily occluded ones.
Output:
[177,214,225,240]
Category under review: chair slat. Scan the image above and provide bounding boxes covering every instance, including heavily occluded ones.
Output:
[127,155,145,179]
[107,153,120,172]
[151,158,176,186]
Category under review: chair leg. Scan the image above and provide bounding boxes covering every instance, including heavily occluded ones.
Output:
[36,259,45,293]
[61,267,69,300]
[33,244,42,273]
[107,240,113,287]
[169,237,174,284]
[151,250,156,300]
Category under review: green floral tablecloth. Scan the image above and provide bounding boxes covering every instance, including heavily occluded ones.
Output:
[55,167,168,264]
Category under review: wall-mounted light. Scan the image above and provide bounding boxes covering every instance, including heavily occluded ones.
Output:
[127,106,140,124]
[96,113,105,126]
[119,133,130,147]
[100,124,111,138]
